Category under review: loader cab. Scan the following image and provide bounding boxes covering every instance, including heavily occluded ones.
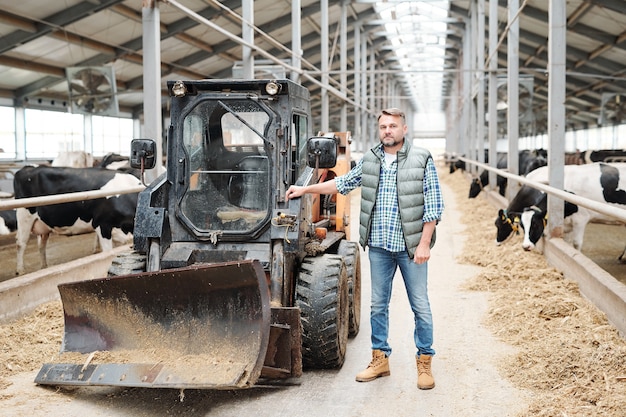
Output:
[178,98,272,238]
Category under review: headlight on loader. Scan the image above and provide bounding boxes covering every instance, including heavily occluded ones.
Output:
[265,81,282,95]
[172,80,188,97]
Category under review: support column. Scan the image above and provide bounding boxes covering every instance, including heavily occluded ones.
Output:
[507,0,520,191]
[476,0,485,165]
[83,115,93,155]
[354,24,362,153]
[468,0,477,169]
[339,0,347,132]
[361,35,368,148]
[461,17,471,160]
[241,0,254,79]
[320,0,329,132]
[15,107,25,160]
[488,0,498,188]
[291,0,301,83]
[142,0,163,181]
[547,0,566,239]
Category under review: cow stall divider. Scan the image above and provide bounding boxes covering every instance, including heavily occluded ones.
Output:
[456,156,626,338]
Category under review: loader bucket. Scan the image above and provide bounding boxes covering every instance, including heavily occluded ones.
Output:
[35,260,271,389]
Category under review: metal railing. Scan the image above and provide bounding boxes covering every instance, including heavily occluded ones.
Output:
[0,185,145,211]
[457,156,626,223]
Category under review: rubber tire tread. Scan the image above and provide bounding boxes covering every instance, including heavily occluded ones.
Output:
[296,254,349,369]
[338,240,361,338]
[107,250,147,276]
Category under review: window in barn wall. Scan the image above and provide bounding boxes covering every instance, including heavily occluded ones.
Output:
[0,106,16,159]
[25,109,83,159]
[565,130,577,152]
[599,126,608,148]
[92,116,133,156]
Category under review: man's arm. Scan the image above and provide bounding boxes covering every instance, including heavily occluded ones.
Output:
[285,179,339,200]
[414,220,436,264]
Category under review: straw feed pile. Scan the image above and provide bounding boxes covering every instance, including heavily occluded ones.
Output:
[441,167,626,417]
[0,302,62,389]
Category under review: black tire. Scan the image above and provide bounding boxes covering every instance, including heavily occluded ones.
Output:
[338,240,361,338]
[296,254,349,369]
[107,250,147,276]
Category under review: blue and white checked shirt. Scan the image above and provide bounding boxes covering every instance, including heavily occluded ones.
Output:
[335,145,444,252]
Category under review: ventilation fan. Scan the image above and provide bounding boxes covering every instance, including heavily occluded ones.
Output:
[496,76,534,124]
[599,93,626,126]
[66,66,118,116]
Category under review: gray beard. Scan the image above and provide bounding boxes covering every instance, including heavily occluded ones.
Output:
[382,138,401,147]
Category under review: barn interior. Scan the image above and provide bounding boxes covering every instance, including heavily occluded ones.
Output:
[1,2,626,415]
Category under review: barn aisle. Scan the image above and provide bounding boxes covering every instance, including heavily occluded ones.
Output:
[1,163,626,416]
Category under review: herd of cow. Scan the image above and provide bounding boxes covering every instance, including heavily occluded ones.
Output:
[449,149,626,262]
[0,151,143,275]
[1,147,625,277]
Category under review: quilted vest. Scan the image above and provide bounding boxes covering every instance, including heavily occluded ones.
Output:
[359,140,436,257]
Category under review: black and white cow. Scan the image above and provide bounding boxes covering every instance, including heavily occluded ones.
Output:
[51,151,94,168]
[561,149,626,165]
[494,184,545,244]
[97,152,130,170]
[494,184,578,248]
[13,165,143,275]
[0,209,17,235]
[582,149,626,164]
[518,192,579,251]
[497,162,626,256]
[448,150,495,174]
[469,150,548,198]
[468,153,508,198]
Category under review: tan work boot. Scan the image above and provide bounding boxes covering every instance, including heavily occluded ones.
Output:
[355,349,390,382]
[416,354,435,390]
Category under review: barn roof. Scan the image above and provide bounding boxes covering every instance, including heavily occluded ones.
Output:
[0,1,624,133]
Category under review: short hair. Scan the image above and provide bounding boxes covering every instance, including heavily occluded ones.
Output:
[378,108,406,124]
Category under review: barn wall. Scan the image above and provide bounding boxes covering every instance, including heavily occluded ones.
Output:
[0,245,130,324]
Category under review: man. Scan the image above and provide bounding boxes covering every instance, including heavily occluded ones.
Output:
[285,108,444,390]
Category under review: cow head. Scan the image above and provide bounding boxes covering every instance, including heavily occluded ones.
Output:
[494,209,521,245]
[520,206,546,251]
[469,177,482,198]
[519,198,579,251]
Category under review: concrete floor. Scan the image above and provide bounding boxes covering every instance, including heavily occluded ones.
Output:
[1,179,531,417]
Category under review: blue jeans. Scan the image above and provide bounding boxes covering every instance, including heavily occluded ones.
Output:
[368,246,435,357]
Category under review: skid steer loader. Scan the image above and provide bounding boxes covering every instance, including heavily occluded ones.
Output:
[35,79,361,390]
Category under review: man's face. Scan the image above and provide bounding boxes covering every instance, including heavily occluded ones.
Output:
[378,114,407,148]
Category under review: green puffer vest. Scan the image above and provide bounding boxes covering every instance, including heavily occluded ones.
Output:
[359,140,436,257]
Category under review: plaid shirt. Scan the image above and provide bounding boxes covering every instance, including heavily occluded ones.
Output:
[335,145,444,252]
